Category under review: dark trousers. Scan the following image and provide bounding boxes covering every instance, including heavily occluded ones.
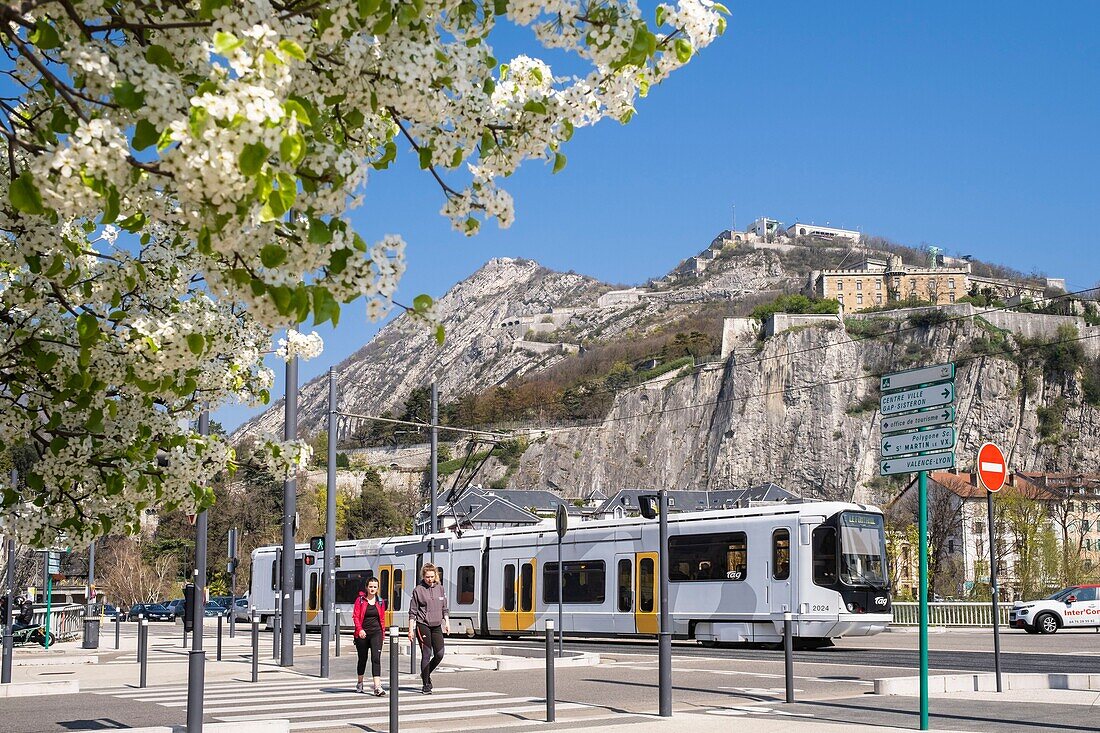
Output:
[354,632,383,677]
[416,623,444,683]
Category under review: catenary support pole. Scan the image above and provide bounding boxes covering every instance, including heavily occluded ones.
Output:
[281,350,299,666]
[83,540,96,649]
[389,626,399,733]
[321,368,337,679]
[986,489,1002,692]
[251,614,259,683]
[783,612,794,703]
[429,382,438,560]
[187,409,210,733]
[658,489,672,717]
[229,527,238,640]
[545,620,555,722]
[557,531,563,658]
[918,469,929,730]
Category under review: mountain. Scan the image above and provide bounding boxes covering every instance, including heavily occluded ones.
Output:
[236,234,1100,503]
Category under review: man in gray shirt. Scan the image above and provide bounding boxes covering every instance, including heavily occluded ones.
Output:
[408,563,449,694]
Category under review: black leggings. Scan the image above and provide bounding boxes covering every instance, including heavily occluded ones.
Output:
[354,632,383,677]
[416,623,445,681]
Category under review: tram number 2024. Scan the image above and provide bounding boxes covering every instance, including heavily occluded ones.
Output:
[812,605,830,612]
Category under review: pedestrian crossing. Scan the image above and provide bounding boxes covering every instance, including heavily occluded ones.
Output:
[93,676,626,732]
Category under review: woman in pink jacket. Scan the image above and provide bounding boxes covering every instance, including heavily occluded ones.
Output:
[353,578,386,695]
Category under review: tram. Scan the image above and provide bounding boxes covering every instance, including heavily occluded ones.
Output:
[248,500,891,645]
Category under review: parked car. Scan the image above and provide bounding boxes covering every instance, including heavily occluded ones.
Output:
[164,598,185,617]
[204,602,228,618]
[127,603,176,622]
[101,604,119,618]
[1010,585,1100,634]
[232,598,250,622]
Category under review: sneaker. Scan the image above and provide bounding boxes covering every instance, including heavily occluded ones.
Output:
[373,687,385,697]
[355,683,364,694]
[421,684,433,695]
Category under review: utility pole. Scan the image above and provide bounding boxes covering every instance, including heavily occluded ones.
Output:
[281,347,299,666]
[658,489,671,717]
[321,367,337,678]
[187,410,210,732]
[2,469,15,684]
[429,382,438,561]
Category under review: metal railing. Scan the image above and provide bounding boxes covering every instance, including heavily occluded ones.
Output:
[29,603,85,641]
[892,602,1011,627]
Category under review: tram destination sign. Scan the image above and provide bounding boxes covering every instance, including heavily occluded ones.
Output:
[881,427,955,457]
[880,362,955,393]
[881,407,955,435]
[879,382,955,415]
[880,450,956,476]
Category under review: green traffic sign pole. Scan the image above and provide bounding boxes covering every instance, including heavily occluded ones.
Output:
[44,569,53,650]
[918,469,929,730]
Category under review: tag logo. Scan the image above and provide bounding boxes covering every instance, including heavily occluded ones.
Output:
[874,596,888,607]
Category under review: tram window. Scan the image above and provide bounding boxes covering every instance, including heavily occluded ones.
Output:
[335,570,374,604]
[639,558,655,613]
[617,559,632,612]
[812,527,838,586]
[379,569,390,603]
[503,565,516,612]
[773,529,791,581]
[308,573,319,610]
[457,566,476,605]
[392,569,403,611]
[271,559,277,590]
[668,532,747,581]
[543,561,606,604]
[520,563,534,612]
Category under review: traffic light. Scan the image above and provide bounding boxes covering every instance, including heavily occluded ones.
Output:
[638,494,660,520]
[309,535,325,553]
[303,554,316,566]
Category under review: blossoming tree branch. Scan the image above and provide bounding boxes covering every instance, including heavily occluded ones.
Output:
[0,0,727,546]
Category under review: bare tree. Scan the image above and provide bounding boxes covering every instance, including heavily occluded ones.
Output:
[98,537,179,606]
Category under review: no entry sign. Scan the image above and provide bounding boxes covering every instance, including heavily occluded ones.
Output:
[977,442,1007,492]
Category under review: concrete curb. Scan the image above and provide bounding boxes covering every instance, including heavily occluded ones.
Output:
[0,680,80,697]
[13,654,98,666]
[126,721,289,733]
[875,672,1100,695]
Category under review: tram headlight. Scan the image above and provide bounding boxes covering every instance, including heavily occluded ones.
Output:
[846,603,855,612]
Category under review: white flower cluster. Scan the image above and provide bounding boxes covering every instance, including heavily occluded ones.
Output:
[256,437,314,480]
[0,0,724,546]
[275,330,325,362]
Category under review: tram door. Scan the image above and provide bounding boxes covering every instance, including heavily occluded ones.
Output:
[635,552,658,635]
[768,527,793,614]
[613,555,635,633]
[377,564,394,628]
[499,561,518,632]
[307,570,320,624]
[499,559,535,633]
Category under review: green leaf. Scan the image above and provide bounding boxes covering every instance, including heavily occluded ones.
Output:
[523,100,547,115]
[560,119,574,142]
[186,333,205,355]
[29,19,61,50]
[102,185,120,224]
[413,294,433,312]
[371,12,393,34]
[144,44,178,70]
[260,244,287,268]
[269,285,293,315]
[279,39,307,61]
[9,172,44,215]
[284,96,316,126]
[113,82,145,111]
[358,0,383,18]
[87,408,105,433]
[238,142,269,176]
[213,31,244,55]
[418,145,434,169]
[655,6,666,26]
[132,119,160,151]
[435,324,446,345]
[712,3,731,15]
[76,312,99,349]
[312,288,340,326]
[552,152,567,174]
[328,248,351,274]
[308,217,332,244]
[275,171,297,210]
[119,212,147,233]
[279,133,305,165]
[493,0,508,15]
[674,38,694,64]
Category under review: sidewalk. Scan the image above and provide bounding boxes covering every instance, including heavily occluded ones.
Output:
[531,711,979,732]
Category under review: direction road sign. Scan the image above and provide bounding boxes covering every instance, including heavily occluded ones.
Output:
[977,442,1008,492]
[881,407,955,435]
[881,427,955,457]
[880,362,955,393]
[880,383,955,415]
[880,450,956,476]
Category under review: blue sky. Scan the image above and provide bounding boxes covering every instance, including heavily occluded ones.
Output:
[218,1,1100,431]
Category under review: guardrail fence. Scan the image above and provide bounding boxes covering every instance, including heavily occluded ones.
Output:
[892,602,1012,627]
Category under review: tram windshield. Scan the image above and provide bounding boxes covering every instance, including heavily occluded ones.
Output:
[839,512,888,588]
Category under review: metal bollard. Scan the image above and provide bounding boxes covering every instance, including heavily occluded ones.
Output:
[409,629,417,675]
[783,612,794,704]
[251,615,260,683]
[300,605,306,646]
[114,614,120,649]
[545,620,555,722]
[334,610,340,658]
[182,621,188,648]
[216,614,223,661]
[389,626,399,733]
[139,618,149,688]
[273,614,280,662]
